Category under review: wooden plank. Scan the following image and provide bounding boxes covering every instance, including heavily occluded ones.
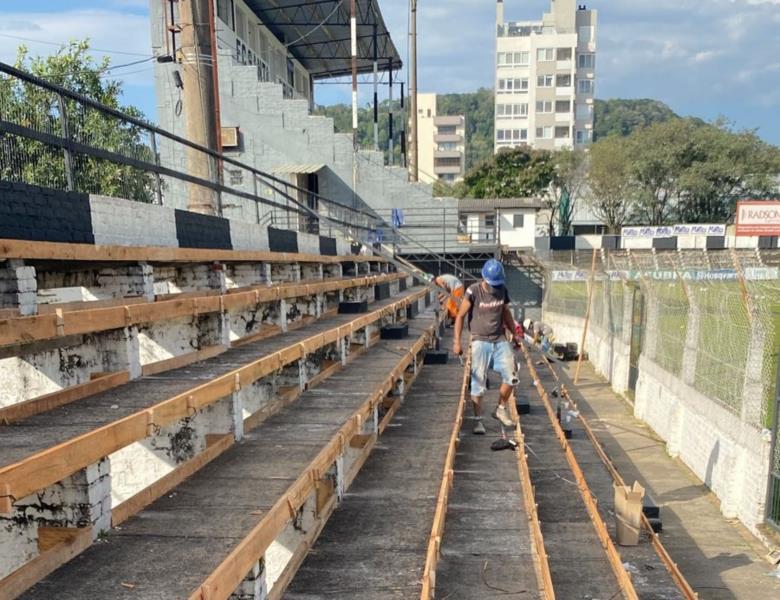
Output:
[230,324,283,348]
[348,433,372,449]
[0,371,130,425]
[112,433,234,527]
[0,273,405,348]
[0,239,391,265]
[0,412,149,511]
[0,526,92,600]
[37,527,82,553]
[141,345,226,377]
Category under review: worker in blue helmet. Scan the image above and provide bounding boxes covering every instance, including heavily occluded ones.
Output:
[453,259,521,434]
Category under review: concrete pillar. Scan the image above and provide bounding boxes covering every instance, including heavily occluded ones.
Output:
[681,296,700,386]
[741,324,767,427]
[0,259,37,316]
[96,262,155,301]
[621,284,633,346]
[230,559,267,600]
[642,284,660,362]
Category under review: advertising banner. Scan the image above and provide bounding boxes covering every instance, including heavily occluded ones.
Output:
[735,201,780,237]
[621,224,725,238]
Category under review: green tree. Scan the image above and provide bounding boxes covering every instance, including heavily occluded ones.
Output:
[676,122,780,222]
[587,136,634,233]
[458,146,554,199]
[0,41,156,202]
[593,98,680,140]
[548,149,588,235]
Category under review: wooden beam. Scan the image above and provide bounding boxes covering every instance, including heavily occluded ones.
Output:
[189,317,434,600]
[0,238,389,266]
[0,371,130,425]
[0,289,429,515]
[0,526,91,599]
[0,273,405,348]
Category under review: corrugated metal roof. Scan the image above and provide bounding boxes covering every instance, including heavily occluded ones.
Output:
[272,163,326,175]
[458,198,543,210]
[245,1,402,80]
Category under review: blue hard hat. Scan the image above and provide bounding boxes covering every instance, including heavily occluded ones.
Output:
[481,259,506,287]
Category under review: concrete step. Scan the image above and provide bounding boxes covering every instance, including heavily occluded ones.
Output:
[19,310,441,599]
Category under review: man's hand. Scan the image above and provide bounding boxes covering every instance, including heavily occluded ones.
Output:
[453,340,462,356]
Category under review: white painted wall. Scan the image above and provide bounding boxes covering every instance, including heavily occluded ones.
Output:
[498,208,537,248]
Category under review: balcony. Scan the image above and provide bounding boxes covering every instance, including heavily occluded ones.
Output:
[434,133,463,144]
[433,164,463,175]
[434,115,464,127]
[434,150,463,160]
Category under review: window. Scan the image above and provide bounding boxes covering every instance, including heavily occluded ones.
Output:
[537,75,553,87]
[537,48,554,61]
[555,126,570,139]
[576,130,593,144]
[578,79,594,94]
[578,53,595,69]
[217,0,234,29]
[513,214,525,228]
[496,129,528,142]
[556,100,571,113]
[498,52,529,66]
[496,103,528,118]
[513,51,530,66]
[575,103,592,119]
[557,48,573,61]
[556,74,572,87]
[438,142,456,151]
[579,26,595,43]
[498,78,529,93]
[427,109,432,117]
[535,100,553,113]
[536,126,553,139]
[485,214,495,228]
[438,125,457,135]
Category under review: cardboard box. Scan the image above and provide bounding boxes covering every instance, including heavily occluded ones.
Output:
[614,481,645,546]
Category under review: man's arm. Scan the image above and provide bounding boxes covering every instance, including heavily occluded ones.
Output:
[502,305,518,339]
[453,296,471,356]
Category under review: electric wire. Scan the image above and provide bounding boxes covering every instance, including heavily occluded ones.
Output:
[0,32,154,57]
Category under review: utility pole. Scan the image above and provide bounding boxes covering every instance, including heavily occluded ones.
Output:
[408,0,419,182]
[179,0,219,215]
[350,0,358,149]
[388,60,394,165]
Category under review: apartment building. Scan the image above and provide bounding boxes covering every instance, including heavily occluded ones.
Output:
[494,0,597,152]
[416,93,467,185]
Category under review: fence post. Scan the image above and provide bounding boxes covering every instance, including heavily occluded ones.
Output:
[149,131,164,205]
[56,93,75,192]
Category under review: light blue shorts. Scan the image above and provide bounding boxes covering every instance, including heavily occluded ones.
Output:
[470,339,516,397]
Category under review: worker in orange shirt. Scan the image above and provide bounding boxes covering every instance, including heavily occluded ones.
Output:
[434,274,465,325]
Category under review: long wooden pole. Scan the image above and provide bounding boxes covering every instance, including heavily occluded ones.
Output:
[574,248,598,383]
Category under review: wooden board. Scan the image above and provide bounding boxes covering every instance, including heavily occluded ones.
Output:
[0,526,91,600]
[141,346,226,377]
[0,238,388,266]
[0,371,130,425]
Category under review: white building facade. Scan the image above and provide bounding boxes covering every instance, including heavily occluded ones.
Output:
[494,0,597,152]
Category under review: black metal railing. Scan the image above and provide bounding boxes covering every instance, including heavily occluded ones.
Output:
[0,60,382,238]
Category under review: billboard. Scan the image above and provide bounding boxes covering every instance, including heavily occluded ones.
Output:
[735,201,780,237]
[621,224,726,238]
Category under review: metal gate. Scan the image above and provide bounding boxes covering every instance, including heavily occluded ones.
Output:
[628,285,645,396]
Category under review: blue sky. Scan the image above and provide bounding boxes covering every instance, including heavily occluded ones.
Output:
[1,0,779,144]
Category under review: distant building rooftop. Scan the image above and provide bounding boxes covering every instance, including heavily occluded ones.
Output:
[458,198,543,211]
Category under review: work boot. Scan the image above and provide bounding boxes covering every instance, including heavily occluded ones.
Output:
[492,405,515,427]
[472,417,486,435]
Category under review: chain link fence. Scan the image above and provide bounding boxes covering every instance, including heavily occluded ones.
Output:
[539,248,779,431]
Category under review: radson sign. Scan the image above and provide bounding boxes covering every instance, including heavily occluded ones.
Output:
[735,201,780,237]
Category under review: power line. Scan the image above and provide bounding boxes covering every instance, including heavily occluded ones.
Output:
[0,32,153,58]
[105,56,157,72]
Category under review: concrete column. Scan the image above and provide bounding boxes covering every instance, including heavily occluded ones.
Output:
[681,295,700,386]
[201,262,230,348]
[96,262,155,301]
[230,559,267,600]
[0,259,37,316]
[642,285,660,362]
[621,284,633,346]
[741,324,768,427]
